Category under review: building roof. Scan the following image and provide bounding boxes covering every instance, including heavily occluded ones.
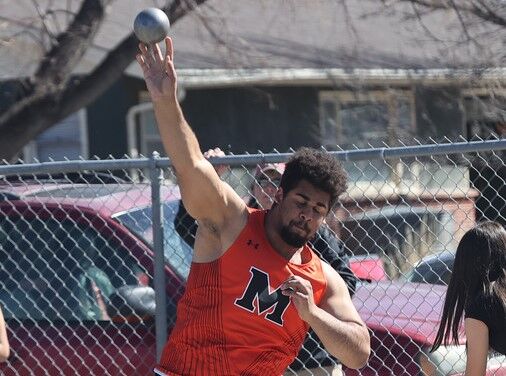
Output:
[0,0,504,84]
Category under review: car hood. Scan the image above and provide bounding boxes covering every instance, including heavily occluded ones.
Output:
[352,281,457,345]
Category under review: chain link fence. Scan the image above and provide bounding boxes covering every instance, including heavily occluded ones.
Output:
[0,139,504,375]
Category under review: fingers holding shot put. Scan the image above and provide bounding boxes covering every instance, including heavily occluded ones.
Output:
[134,8,176,101]
[281,275,311,295]
[135,38,177,101]
[281,276,316,321]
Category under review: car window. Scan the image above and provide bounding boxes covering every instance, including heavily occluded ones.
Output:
[114,200,193,279]
[0,214,147,322]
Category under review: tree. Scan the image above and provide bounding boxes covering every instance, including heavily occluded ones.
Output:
[397,0,506,28]
[348,0,505,143]
[394,0,505,132]
[0,0,208,161]
[379,0,505,66]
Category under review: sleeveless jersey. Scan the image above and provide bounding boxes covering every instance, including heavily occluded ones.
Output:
[155,209,327,376]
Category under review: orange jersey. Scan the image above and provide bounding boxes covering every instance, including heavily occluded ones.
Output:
[156,209,327,376]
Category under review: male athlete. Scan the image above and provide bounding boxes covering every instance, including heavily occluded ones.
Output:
[137,37,370,376]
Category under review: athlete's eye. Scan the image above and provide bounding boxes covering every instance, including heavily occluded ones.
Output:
[313,207,325,215]
[295,201,306,209]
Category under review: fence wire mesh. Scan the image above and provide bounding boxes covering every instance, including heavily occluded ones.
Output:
[0,140,504,375]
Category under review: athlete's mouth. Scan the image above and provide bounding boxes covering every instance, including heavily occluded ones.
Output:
[291,222,309,233]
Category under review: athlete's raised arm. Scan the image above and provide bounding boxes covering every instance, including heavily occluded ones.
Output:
[136,38,247,255]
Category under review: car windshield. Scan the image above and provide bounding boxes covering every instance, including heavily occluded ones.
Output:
[114,200,193,279]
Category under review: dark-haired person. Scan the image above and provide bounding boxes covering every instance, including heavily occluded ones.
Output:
[136,38,370,375]
[432,221,506,375]
[176,161,358,374]
[250,163,357,295]
[470,121,506,226]
[250,163,358,374]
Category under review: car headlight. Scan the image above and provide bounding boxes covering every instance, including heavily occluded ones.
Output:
[418,345,466,376]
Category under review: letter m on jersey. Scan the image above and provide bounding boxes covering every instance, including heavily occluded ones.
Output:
[234,267,290,326]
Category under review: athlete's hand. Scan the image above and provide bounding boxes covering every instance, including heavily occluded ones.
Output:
[280,275,317,322]
[136,37,177,102]
[204,148,228,177]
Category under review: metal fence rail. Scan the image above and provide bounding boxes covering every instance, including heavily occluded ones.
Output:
[0,139,504,375]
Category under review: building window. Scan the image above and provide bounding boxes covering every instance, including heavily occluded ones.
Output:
[319,90,415,183]
[22,110,88,162]
[138,109,166,158]
[463,89,506,140]
[319,90,415,149]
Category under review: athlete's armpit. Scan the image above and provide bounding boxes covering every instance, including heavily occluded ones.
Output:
[197,218,220,236]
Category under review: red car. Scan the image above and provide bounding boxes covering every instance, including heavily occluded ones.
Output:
[349,255,388,282]
[0,182,185,375]
[348,280,506,375]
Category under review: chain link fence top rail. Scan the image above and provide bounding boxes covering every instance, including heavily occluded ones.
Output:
[0,139,504,375]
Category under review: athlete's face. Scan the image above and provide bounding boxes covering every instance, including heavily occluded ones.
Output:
[274,180,330,247]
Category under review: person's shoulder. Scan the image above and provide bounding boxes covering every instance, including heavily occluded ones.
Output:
[466,291,493,321]
[467,290,490,306]
[317,223,336,238]
[247,206,262,214]
[314,225,345,252]
[319,258,339,275]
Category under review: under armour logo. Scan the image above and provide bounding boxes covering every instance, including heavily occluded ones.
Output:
[246,239,260,249]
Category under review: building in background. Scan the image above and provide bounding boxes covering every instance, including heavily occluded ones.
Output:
[0,1,504,163]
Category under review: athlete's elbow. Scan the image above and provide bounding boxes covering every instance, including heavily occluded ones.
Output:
[342,348,369,369]
[0,346,10,363]
[354,343,371,369]
[344,335,370,369]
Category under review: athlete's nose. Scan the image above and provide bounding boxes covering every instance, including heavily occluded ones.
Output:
[299,208,311,222]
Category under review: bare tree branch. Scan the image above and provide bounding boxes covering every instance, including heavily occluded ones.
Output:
[448,0,474,42]
[34,0,111,87]
[399,0,506,27]
[408,1,446,42]
[0,0,209,160]
[338,0,360,42]
[30,0,57,43]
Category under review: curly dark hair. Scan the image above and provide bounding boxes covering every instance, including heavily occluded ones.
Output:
[280,147,348,209]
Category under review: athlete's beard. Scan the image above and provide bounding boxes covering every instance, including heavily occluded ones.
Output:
[280,220,313,248]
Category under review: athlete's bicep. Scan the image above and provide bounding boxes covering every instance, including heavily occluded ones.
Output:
[319,263,364,327]
[179,159,247,230]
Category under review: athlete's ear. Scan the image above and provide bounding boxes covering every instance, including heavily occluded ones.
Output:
[274,187,284,204]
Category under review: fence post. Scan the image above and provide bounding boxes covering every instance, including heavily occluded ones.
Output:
[150,151,167,361]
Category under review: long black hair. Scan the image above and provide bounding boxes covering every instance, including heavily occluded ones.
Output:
[431,221,506,351]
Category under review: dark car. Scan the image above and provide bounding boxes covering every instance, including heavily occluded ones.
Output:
[404,251,454,285]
